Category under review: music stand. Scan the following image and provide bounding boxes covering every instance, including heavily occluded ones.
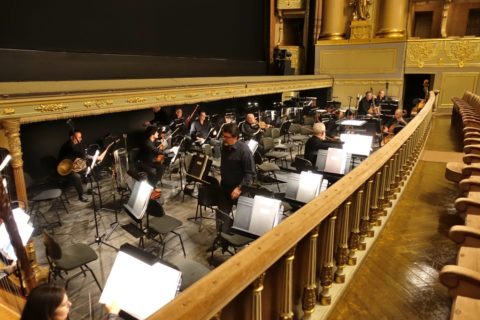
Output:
[232,195,283,239]
[316,148,352,175]
[284,171,325,207]
[186,153,212,185]
[0,207,34,261]
[340,133,373,157]
[99,243,181,320]
[86,150,117,251]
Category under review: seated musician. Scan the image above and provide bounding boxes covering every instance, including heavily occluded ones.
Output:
[325,110,344,140]
[169,107,187,144]
[357,91,375,116]
[190,111,211,144]
[304,123,342,164]
[383,109,407,134]
[144,105,170,127]
[240,113,263,141]
[137,126,165,187]
[58,129,89,202]
[375,90,386,105]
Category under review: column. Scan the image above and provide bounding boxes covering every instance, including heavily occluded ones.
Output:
[302,227,319,318]
[252,273,266,320]
[319,211,337,305]
[280,247,296,320]
[318,0,346,40]
[376,0,408,38]
[2,119,28,205]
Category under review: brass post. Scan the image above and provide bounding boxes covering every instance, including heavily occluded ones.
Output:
[398,146,405,187]
[280,247,296,320]
[252,273,266,320]
[348,189,363,265]
[388,158,396,200]
[378,165,388,216]
[395,152,402,190]
[302,227,319,318]
[319,211,337,305]
[360,180,373,243]
[369,172,381,228]
[376,0,408,38]
[1,119,28,206]
[335,199,351,283]
[318,0,346,40]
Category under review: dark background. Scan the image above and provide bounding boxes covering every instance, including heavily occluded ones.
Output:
[0,0,268,81]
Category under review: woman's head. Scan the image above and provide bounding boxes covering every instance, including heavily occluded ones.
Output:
[21,284,71,320]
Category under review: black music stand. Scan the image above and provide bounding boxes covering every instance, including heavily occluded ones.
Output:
[86,151,117,251]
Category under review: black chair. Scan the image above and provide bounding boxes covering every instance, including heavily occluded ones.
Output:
[188,177,219,222]
[254,151,281,192]
[209,209,254,265]
[43,231,102,290]
[292,156,314,173]
[145,200,186,259]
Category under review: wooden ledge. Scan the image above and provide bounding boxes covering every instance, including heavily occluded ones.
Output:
[440,264,480,299]
[449,225,480,247]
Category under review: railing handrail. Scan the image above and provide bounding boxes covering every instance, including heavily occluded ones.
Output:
[149,93,435,320]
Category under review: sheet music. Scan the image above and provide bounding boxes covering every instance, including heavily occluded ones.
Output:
[340,134,373,156]
[249,196,282,236]
[324,148,347,174]
[99,251,181,320]
[296,172,322,203]
[0,208,34,261]
[125,181,153,220]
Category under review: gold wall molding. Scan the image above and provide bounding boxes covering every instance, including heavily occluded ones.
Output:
[277,0,304,10]
[406,38,480,68]
[34,103,68,113]
[438,72,479,107]
[0,76,332,124]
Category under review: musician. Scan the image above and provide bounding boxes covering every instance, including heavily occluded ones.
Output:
[304,123,342,164]
[375,90,386,105]
[383,109,407,134]
[137,126,165,187]
[219,123,256,213]
[325,110,344,139]
[190,111,211,144]
[423,79,430,101]
[144,106,170,127]
[58,130,89,202]
[357,91,375,116]
[169,107,187,143]
[240,113,262,141]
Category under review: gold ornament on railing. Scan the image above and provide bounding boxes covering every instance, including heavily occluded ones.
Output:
[126,97,147,103]
[444,40,480,68]
[407,42,440,68]
[3,108,15,115]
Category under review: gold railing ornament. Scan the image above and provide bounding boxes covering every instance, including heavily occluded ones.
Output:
[279,247,296,320]
[319,211,337,305]
[348,189,363,265]
[302,227,319,318]
[369,171,381,230]
[252,273,266,320]
[335,199,351,283]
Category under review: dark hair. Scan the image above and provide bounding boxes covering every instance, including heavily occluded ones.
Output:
[145,126,158,138]
[223,123,240,137]
[21,284,66,320]
[69,129,81,137]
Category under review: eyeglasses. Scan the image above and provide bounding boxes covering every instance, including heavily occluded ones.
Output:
[222,134,234,140]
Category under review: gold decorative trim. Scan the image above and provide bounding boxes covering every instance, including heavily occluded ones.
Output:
[126,97,147,103]
[3,108,15,115]
[444,40,480,68]
[34,104,68,113]
[406,41,440,68]
[83,99,114,108]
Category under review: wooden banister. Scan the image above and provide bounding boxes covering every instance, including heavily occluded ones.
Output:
[148,92,435,320]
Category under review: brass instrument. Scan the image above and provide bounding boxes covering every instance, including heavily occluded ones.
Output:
[57,157,87,176]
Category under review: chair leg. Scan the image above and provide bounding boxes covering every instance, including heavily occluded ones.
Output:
[84,264,103,291]
[173,231,186,257]
[60,195,69,214]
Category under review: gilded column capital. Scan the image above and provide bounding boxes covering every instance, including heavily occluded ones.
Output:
[1,119,23,167]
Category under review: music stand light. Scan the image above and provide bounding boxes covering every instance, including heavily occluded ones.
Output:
[99,243,182,320]
[0,208,34,261]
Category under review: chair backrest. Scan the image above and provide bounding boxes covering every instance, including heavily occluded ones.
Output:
[43,231,62,260]
[293,156,314,173]
[129,147,141,164]
[198,185,219,207]
[184,153,193,171]
[279,121,292,135]
[262,137,275,151]
[263,127,273,138]
[300,126,313,135]
[289,123,302,134]
[271,128,280,139]
[146,199,166,218]
[253,151,264,165]
[215,209,233,234]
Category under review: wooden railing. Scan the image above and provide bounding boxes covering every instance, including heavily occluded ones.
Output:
[149,92,436,320]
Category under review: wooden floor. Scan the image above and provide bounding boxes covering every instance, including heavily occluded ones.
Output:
[329,114,463,320]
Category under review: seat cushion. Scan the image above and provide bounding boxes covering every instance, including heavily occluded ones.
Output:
[174,259,210,291]
[55,243,98,270]
[258,162,280,172]
[149,215,182,234]
[221,232,253,247]
[32,188,62,201]
[451,296,480,320]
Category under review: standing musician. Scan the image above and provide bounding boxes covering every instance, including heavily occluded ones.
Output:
[58,130,89,202]
[357,91,375,116]
[219,123,256,213]
[137,126,165,187]
[190,111,211,144]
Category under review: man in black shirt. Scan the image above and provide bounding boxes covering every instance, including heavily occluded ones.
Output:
[58,130,89,202]
[240,113,262,141]
[144,106,170,127]
[304,123,342,165]
[219,123,256,213]
[190,111,211,144]
[357,91,375,116]
[169,107,187,145]
[137,126,165,187]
